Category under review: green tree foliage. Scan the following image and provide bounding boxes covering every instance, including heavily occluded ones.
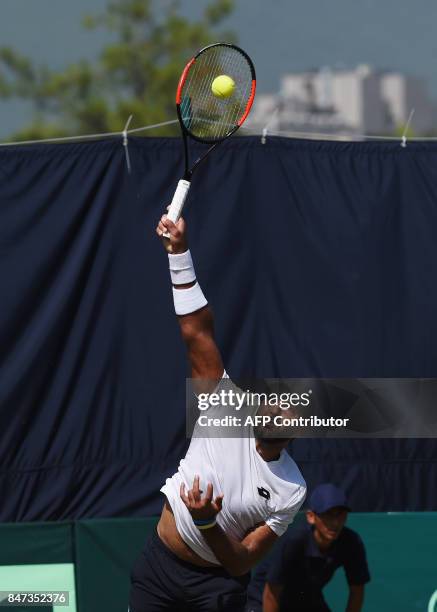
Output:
[0,0,235,140]
[393,123,416,139]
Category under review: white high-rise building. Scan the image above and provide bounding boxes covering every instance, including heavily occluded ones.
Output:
[247,65,436,137]
[380,72,435,135]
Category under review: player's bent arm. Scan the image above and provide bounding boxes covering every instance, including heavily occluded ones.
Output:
[179,477,278,574]
[263,582,282,612]
[200,522,279,577]
[180,478,283,576]
[156,214,223,382]
[346,584,365,612]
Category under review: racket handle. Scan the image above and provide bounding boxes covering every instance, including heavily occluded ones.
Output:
[168,178,191,221]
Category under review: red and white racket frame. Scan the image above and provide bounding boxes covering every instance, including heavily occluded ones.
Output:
[166,43,257,228]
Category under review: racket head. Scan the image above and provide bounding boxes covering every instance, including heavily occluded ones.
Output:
[176,43,256,144]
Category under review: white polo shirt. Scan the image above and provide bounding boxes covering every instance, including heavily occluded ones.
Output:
[161,374,307,565]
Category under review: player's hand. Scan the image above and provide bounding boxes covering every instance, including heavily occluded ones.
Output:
[156,211,188,254]
[180,475,224,521]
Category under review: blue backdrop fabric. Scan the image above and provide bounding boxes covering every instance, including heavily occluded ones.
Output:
[1,136,436,520]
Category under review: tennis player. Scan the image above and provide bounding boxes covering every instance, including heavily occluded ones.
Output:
[128,213,306,612]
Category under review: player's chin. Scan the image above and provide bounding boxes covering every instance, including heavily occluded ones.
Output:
[259,438,291,451]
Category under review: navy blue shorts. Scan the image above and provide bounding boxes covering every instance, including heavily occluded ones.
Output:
[129,530,250,612]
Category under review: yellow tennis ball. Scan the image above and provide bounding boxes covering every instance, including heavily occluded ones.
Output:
[211,75,236,99]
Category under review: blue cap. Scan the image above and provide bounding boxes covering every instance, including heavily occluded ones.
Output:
[308,484,351,514]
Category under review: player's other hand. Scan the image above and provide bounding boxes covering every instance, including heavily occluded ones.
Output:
[156,211,188,254]
[180,475,224,521]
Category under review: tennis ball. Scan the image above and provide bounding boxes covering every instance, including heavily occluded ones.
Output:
[211,75,236,99]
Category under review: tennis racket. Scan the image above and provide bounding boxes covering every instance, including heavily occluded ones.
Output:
[164,42,256,235]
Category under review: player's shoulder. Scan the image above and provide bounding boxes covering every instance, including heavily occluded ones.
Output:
[282,452,306,487]
[271,450,307,510]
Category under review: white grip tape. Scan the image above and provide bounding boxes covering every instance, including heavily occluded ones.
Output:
[168,179,191,224]
[163,179,191,239]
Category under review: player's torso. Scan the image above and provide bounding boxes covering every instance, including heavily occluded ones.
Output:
[163,433,304,563]
[192,435,295,538]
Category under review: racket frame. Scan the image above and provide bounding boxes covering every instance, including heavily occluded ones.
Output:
[176,42,257,147]
[165,42,256,232]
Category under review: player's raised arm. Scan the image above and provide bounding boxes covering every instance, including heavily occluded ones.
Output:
[156,213,223,384]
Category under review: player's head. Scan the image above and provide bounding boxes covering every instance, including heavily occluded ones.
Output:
[306,483,350,545]
[255,436,291,460]
[253,402,294,460]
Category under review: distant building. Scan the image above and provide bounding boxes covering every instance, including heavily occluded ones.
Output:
[247,65,436,137]
[380,72,435,135]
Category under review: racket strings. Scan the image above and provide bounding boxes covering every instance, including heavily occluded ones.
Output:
[180,45,253,140]
[182,49,225,134]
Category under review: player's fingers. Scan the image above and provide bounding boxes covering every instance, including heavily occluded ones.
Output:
[213,494,224,512]
[163,224,180,239]
[180,483,189,505]
[205,482,213,503]
[160,215,169,232]
[157,221,167,235]
[192,475,201,501]
[175,217,185,232]
[162,218,181,238]
[187,489,195,506]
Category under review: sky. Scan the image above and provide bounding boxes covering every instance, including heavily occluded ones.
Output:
[1,0,437,138]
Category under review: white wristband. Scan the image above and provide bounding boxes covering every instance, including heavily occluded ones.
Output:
[172,282,207,315]
[168,250,196,285]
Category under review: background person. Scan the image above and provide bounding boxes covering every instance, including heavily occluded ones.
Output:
[246,483,370,612]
